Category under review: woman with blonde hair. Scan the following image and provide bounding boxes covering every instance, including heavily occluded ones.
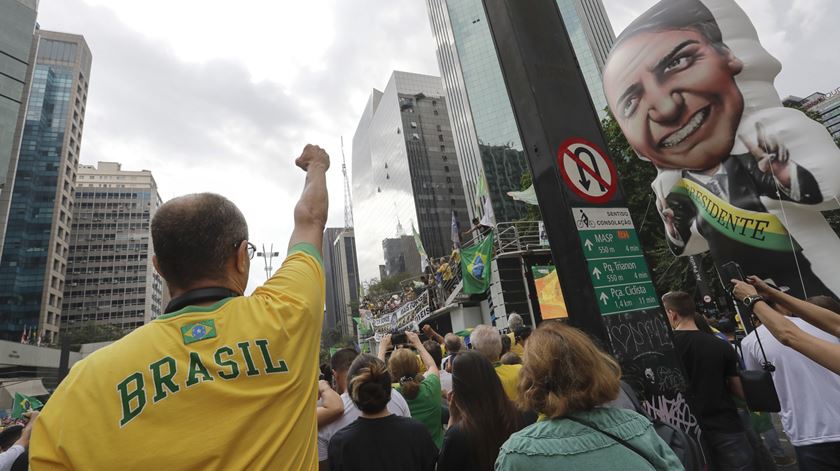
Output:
[379,331,443,449]
[495,322,682,470]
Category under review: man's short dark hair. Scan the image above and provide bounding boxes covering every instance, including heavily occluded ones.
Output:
[423,340,442,368]
[151,193,248,289]
[614,0,724,53]
[330,348,358,373]
[514,326,532,343]
[662,291,695,318]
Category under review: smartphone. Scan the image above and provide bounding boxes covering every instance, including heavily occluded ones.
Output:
[391,331,408,345]
[719,261,745,295]
[720,261,744,283]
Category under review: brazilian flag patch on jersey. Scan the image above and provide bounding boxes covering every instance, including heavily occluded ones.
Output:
[181,320,217,345]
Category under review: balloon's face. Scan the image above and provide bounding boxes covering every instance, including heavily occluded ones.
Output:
[604,28,744,171]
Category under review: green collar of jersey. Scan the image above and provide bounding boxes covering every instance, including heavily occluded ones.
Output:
[156,297,234,321]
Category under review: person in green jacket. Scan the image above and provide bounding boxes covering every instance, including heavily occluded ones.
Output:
[495,322,683,471]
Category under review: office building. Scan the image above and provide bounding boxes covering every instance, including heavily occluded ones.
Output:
[425,0,615,221]
[784,90,840,139]
[382,234,422,279]
[0,30,92,343]
[323,227,360,338]
[352,71,469,281]
[0,0,38,254]
[62,162,166,332]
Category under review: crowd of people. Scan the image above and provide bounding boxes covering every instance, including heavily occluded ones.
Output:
[664,282,840,471]
[312,280,840,471]
[318,318,686,470]
[358,250,464,321]
[6,144,839,471]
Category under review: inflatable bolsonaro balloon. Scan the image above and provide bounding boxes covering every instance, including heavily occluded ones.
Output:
[603,0,840,300]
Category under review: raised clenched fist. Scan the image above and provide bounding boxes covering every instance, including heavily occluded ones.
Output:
[295,144,330,172]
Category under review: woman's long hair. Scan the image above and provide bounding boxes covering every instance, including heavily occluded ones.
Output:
[450,351,522,471]
[387,348,424,400]
[518,322,620,418]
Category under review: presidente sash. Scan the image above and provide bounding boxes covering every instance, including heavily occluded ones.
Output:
[671,178,797,252]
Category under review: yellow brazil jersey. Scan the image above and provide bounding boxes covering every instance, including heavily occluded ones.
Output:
[495,363,522,401]
[507,331,524,357]
[31,245,325,471]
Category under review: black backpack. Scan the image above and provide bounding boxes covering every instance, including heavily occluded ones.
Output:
[618,381,705,471]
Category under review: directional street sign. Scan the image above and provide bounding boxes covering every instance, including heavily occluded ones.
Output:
[587,256,651,286]
[575,207,659,315]
[558,138,618,204]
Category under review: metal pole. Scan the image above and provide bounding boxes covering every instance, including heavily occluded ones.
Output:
[257,244,280,280]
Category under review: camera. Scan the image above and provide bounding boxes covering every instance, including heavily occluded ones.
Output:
[391,330,408,345]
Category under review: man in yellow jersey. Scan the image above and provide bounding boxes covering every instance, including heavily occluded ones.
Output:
[31,145,330,470]
[505,313,525,357]
[470,325,521,400]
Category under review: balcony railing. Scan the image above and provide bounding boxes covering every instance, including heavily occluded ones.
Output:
[361,220,549,327]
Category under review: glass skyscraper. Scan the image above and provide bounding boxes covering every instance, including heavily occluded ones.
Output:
[0,30,92,343]
[0,0,38,254]
[426,0,615,222]
[352,71,469,282]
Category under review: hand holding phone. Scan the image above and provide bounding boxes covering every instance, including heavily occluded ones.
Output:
[720,261,744,292]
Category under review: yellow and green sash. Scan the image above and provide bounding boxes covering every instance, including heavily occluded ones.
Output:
[671,178,796,252]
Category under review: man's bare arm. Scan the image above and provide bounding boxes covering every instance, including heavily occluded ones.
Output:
[288,144,330,254]
[747,276,840,338]
[727,376,745,401]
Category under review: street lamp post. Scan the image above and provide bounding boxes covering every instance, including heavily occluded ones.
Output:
[256,244,280,280]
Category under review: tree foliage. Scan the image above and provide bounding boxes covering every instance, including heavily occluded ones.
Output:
[58,322,128,351]
[365,272,414,298]
[517,172,542,222]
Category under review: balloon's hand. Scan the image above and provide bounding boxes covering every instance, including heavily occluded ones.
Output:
[738,121,791,187]
[656,198,680,240]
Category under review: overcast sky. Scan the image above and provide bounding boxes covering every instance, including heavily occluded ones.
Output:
[36,0,840,290]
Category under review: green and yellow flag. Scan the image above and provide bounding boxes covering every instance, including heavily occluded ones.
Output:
[181,319,217,345]
[461,233,494,294]
[11,392,43,419]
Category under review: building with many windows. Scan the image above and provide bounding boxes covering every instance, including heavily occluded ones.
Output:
[425,0,615,222]
[352,71,469,281]
[323,227,360,339]
[784,90,840,140]
[62,162,166,332]
[0,30,91,343]
[382,233,421,279]
[0,0,38,255]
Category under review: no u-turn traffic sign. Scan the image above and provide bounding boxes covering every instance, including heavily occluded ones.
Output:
[557,138,618,204]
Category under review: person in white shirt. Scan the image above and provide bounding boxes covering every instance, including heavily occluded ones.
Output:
[739,300,840,471]
[318,349,410,469]
[0,411,37,471]
[441,334,463,373]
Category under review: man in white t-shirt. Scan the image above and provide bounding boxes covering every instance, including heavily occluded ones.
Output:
[742,315,840,469]
[318,349,410,468]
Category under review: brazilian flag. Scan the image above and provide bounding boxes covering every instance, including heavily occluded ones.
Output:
[181,319,217,345]
[460,233,494,294]
[11,392,43,419]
